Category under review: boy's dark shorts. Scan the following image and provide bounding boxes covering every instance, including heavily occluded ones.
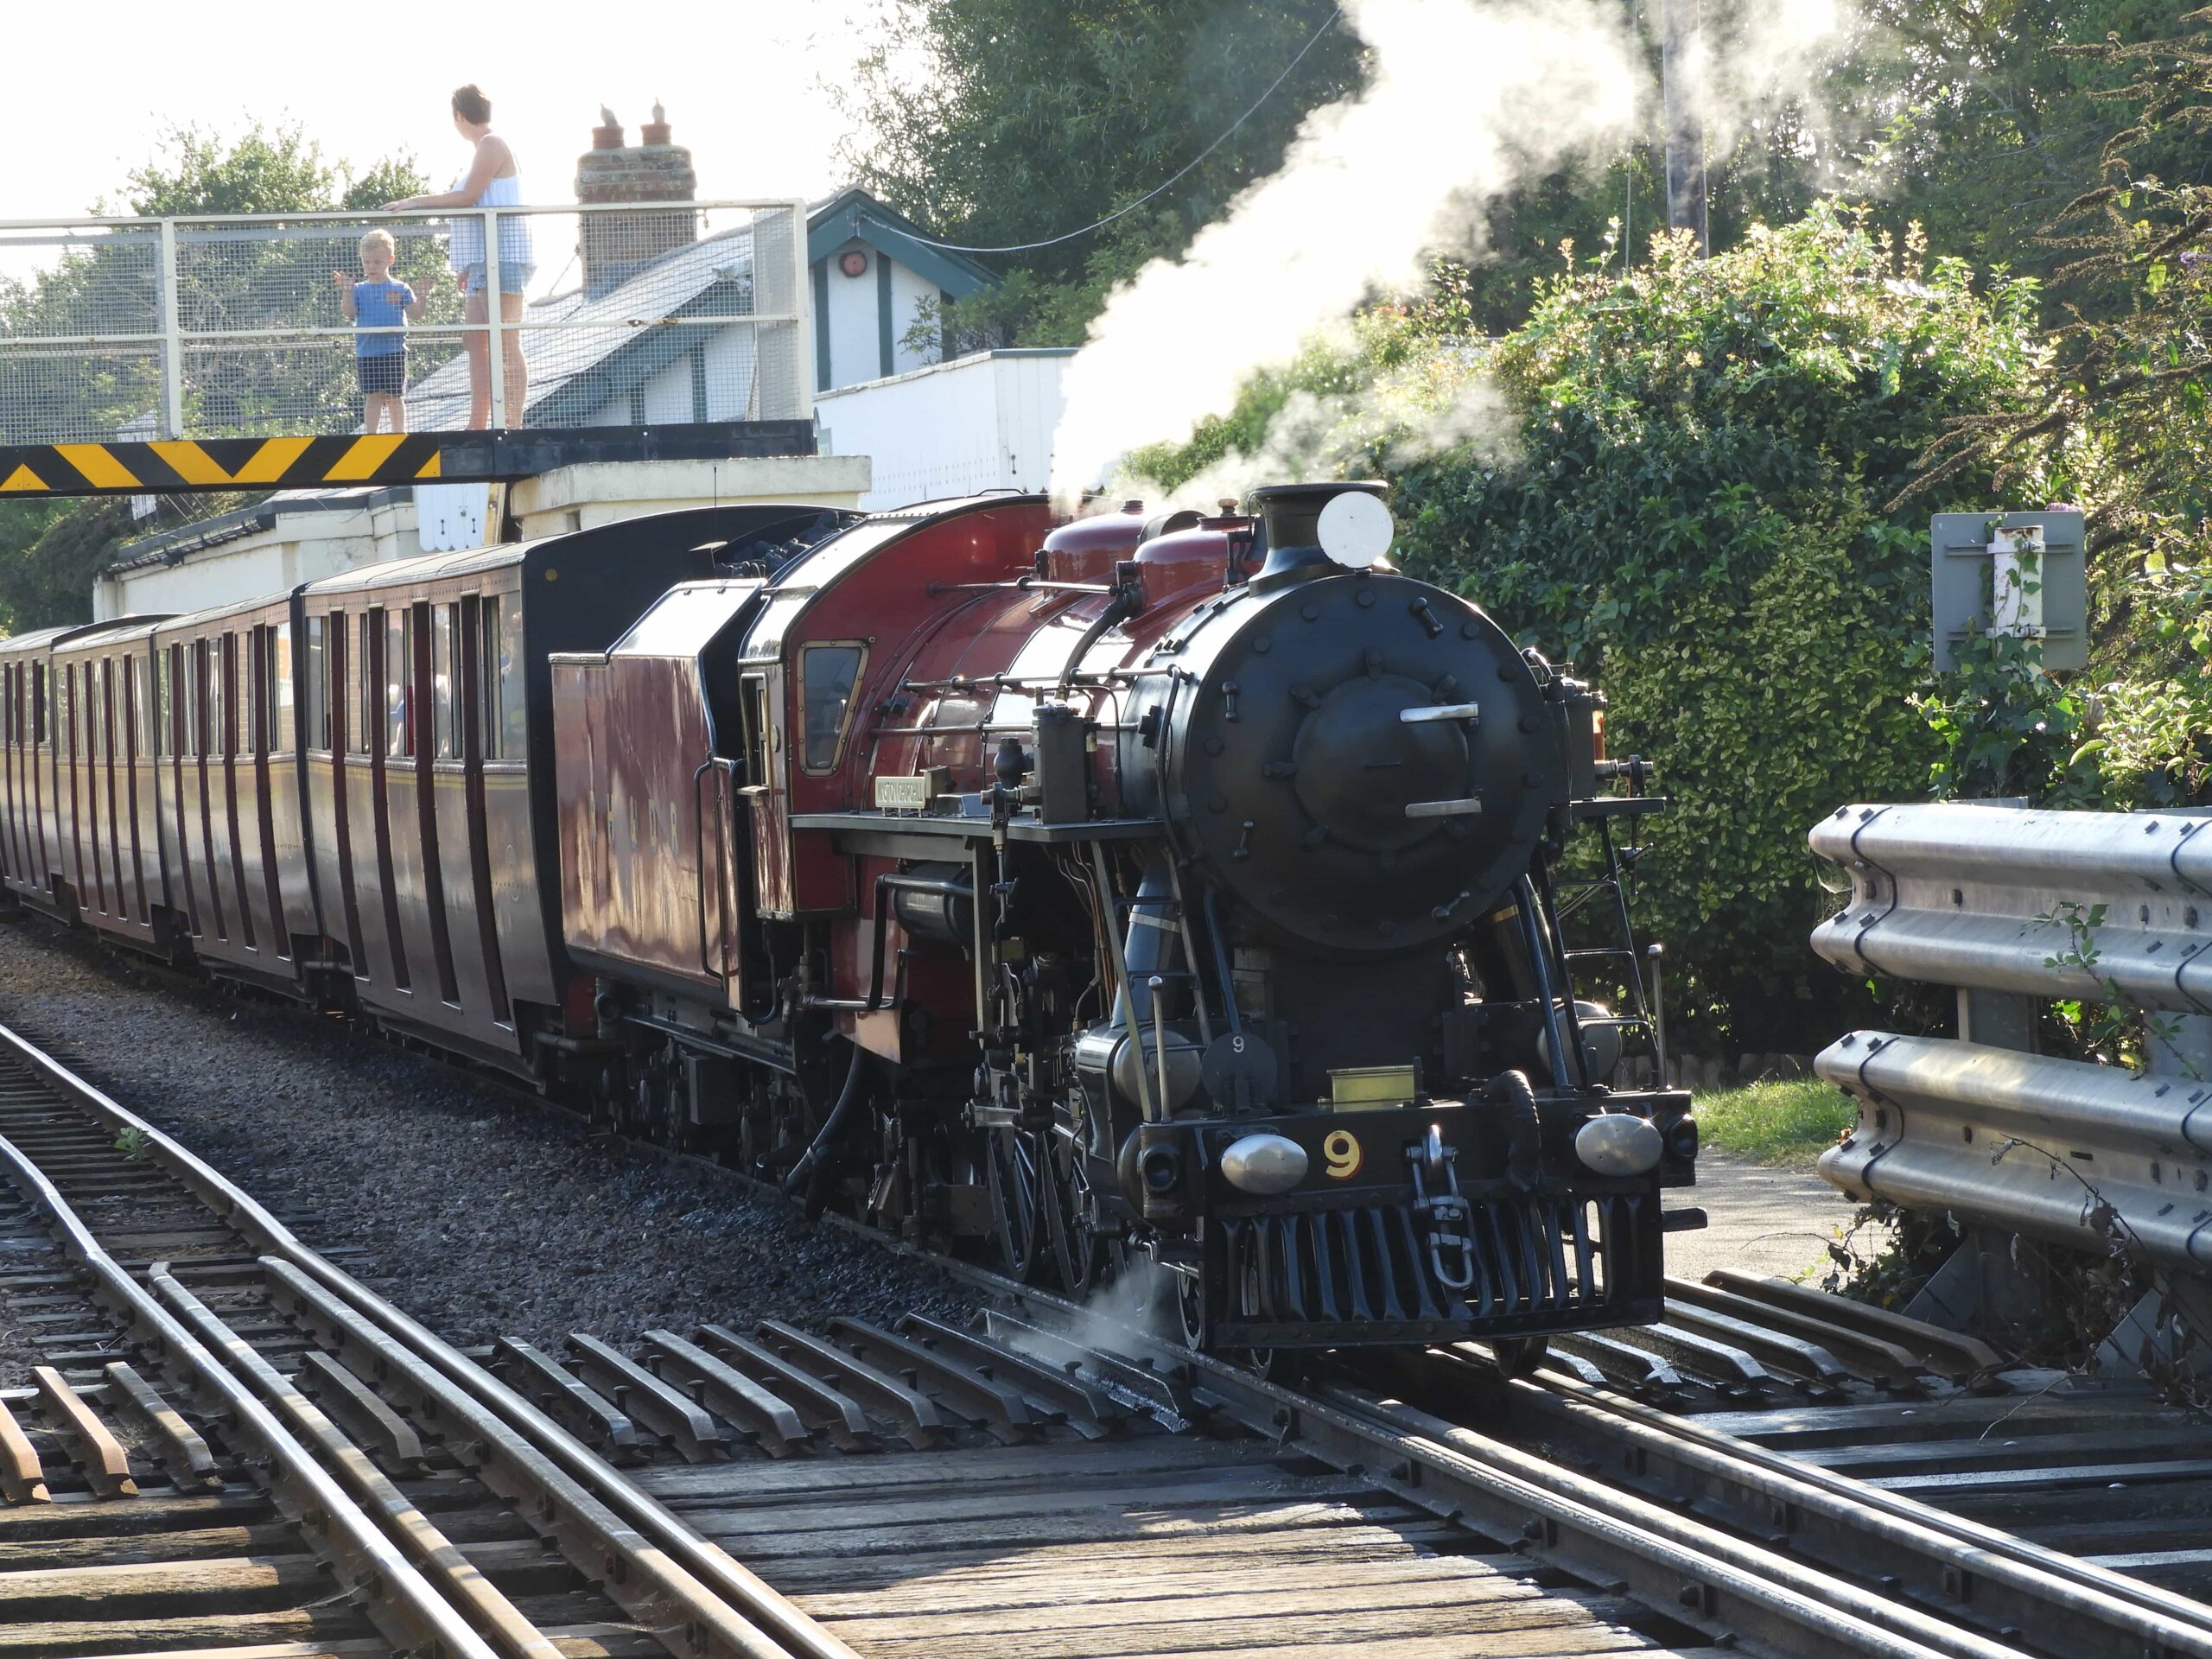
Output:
[357,352,409,397]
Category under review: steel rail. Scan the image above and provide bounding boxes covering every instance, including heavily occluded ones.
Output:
[0,1018,857,1659]
[577,1084,2175,1659]
[0,1116,499,1659]
[1386,1354,2212,1659]
[980,1301,1987,1659]
[149,1262,563,1659]
[1516,1363,2212,1653]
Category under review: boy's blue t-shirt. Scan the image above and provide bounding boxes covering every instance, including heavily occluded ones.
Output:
[351,280,414,356]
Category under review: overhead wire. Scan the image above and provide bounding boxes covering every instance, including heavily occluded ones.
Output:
[882,8,1346,257]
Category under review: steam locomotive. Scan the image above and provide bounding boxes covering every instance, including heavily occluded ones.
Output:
[0,480,1696,1358]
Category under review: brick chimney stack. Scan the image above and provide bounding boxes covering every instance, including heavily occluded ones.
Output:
[575,100,699,298]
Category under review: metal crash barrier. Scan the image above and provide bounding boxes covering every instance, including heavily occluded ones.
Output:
[1810,801,2212,1275]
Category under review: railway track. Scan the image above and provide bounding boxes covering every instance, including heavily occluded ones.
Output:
[0,1021,852,1659]
[1,983,2209,1659]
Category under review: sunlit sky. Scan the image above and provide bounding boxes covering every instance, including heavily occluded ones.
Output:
[7,2,890,223]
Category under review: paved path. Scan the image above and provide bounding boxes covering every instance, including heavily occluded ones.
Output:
[1666,1152,1868,1286]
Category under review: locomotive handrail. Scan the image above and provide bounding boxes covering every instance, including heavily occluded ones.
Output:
[925,578,1117,597]
[803,869,973,1014]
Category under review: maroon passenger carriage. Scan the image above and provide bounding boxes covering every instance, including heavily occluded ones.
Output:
[0,481,1696,1361]
[0,505,850,1068]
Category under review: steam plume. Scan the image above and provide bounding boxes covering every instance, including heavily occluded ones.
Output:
[1048,0,1857,503]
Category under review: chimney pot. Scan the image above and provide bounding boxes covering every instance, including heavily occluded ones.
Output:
[575,105,699,296]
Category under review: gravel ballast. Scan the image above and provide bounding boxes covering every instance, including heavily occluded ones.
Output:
[0,918,985,1350]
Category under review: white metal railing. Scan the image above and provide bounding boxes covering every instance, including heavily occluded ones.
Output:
[1809,800,2212,1275]
[0,199,812,443]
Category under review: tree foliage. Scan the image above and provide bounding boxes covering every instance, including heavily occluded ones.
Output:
[0,125,432,635]
[1910,9,2212,813]
[1,124,439,444]
[0,501,140,633]
[834,0,1364,344]
[1386,212,2047,1048]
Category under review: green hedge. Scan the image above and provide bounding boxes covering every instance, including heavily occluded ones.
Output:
[1390,211,2046,1047]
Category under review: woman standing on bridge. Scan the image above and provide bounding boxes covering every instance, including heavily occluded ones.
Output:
[383,85,535,429]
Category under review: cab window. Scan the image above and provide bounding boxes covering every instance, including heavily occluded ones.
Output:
[798,644,865,774]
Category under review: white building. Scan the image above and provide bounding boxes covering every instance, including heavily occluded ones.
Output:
[806,188,999,393]
[817,349,1072,510]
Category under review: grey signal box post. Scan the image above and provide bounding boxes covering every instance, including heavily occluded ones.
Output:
[1931,509,2088,672]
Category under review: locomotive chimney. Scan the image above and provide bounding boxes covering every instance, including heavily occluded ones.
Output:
[1247,480,1390,591]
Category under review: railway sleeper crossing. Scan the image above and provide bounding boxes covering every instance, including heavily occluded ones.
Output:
[0,1016,2202,1657]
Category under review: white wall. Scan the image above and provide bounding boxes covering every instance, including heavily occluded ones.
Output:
[823,238,880,390]
[639,355,694,423]
[890,258,941,376]
[820,239,948,391]
[97,497,408,620]
[816,349,1072,512]
[702,327,759,420]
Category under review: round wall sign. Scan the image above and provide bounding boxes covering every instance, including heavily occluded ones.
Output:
[839,249,870,277]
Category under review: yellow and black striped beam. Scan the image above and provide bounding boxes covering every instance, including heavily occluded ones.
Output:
[0,435,445,498]
[0,422,817,499]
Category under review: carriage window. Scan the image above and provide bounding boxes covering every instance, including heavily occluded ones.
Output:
[477,601,499,758]
[353,613,373,757]
[330,613,350,757]
[213,637,231,759]
[56,665,72,758]
[385,608,411,760]
[432,603,455,760]
[497,591,524,760]
[245,629,264,755]
[268,627,290,752]
[32,664,45,746]
[91,664,105,760]
[740,674,769,785]
[302,617,326,751]
[798,644,865,773]
[182,646,200,758]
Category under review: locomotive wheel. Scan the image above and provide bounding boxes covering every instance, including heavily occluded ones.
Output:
[1045,1139,1104,1296]
[1492,1336,1549,1379]
[985,1128,1049,1283]
[1177,1272,1208,1350]
[1232,1248,1306,1384]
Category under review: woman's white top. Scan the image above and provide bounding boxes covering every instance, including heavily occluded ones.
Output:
[447,156,535,276]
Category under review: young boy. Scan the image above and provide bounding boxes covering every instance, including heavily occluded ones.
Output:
[334,231,426,432]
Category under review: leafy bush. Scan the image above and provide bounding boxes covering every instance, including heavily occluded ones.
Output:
[1388,208,2047,1049]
